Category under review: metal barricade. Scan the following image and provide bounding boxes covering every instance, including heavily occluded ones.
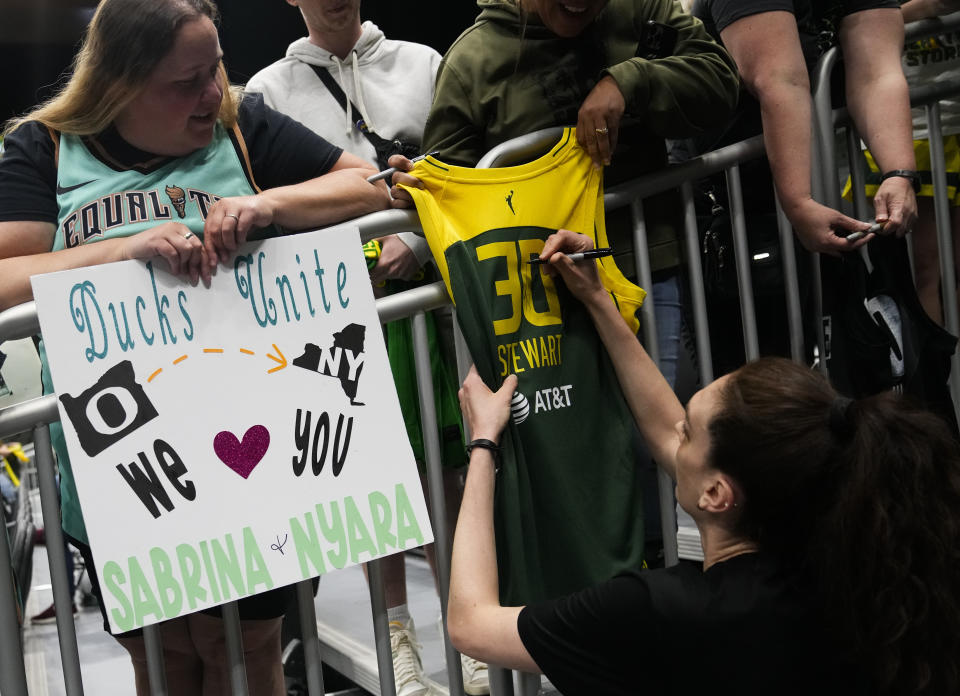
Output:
[0,284,444,696]
[0,134,805,695]
[6,20,959,684]
[811,11,960,422]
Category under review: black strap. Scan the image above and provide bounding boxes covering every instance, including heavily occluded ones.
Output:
[880,168,922,193]
[308,63,393,152]
[465,438,501,472]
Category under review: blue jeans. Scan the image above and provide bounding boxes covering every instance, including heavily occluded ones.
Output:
[0,471,16,503]
[652,272,683,389]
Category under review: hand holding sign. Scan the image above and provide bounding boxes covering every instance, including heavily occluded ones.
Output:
[31,224,432,632]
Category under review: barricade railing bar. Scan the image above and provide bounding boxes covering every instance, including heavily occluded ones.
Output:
[2,14,959,692]
[0,130,866,696]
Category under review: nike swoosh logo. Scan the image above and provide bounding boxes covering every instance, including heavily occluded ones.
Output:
[56,179,97,195]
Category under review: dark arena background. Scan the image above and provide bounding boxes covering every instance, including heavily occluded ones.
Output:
[1,0,479,123]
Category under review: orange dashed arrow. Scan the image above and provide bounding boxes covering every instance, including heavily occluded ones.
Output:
[147,345,279,381]
[266,344,287,373]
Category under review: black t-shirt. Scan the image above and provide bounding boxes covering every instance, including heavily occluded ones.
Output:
[0,93,342,224]
[696,0,900,67]
[517,553,869,696]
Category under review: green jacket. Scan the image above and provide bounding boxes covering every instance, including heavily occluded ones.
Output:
[423,0,739,273]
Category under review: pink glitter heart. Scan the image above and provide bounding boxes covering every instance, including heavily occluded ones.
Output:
[213,425,270,479]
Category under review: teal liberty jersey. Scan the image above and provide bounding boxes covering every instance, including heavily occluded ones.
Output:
[53,123,257,251]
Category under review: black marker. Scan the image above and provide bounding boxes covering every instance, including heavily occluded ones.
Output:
[366,151,440,183]
[528,247,615,265]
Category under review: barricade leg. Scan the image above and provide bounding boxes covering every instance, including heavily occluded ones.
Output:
[0,492,28,696]
[725,164,760,361]
[488,666,515,696]
[516,671,539,695]
[295,579,326,696]
[367,557,398,696]
[34,423,85,696]
[845,125,872,222]
[775,200,806,362]
[411,310,466,696]
[927,102,960,422]
[630,200,680,568]
[142,623,169,695]
[221,601,249,695]
[681,182,714,386]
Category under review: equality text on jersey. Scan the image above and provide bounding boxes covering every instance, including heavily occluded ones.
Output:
[61,185,221,248]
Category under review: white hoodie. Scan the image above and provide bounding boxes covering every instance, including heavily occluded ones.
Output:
[246,22,440,265]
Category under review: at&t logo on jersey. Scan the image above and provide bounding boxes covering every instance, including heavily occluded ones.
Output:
[510,389,530,424]
[510,384,573,425]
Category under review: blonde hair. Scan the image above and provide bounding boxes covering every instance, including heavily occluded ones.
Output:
[3,0,240,138]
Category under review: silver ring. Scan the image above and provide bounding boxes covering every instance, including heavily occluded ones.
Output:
[595,126,609,135]
[183,231,195,240]
[225,213,240,221]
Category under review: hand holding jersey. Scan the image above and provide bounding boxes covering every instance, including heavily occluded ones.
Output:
[383,152,422,207]
[575,75,626,169]
[458,367,518,446]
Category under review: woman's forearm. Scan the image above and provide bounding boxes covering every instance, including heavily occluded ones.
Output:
[842,11,915,174]
[447,368,539,671]
[448,450,500,635]
[261,168,391,231]
[0,236,128,311]
[447,447,537,671]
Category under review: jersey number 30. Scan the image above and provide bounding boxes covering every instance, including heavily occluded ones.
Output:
[476,240,562,337]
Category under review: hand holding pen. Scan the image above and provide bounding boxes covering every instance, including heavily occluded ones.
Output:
[367,151,439,183]
[844,222,884,243]
[537,229,609,301]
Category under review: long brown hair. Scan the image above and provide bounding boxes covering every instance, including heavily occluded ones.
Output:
[3,0,240,138]
[710,358,960,695]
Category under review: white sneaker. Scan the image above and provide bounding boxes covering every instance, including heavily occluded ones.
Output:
[436,612,490,695]
[389,619,430,696]
[460,654,490,695]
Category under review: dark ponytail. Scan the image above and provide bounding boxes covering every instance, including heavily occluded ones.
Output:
[709,358,960,695]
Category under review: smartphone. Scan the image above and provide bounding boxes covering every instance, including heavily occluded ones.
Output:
[637,21,679,60]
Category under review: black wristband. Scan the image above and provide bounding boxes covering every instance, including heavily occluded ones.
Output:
[466,438,501,471]
[880,169,921,193]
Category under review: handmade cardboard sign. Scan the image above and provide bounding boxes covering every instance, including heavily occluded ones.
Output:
[31,224,432,632]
